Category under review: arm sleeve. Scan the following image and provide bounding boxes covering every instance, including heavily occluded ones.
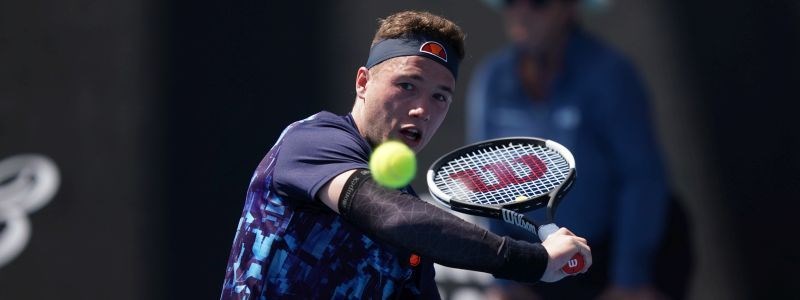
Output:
[599,58,670,288]
[338,169,549,283]
[272,120,370,202]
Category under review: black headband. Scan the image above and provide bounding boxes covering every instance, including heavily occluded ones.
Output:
[365,35,460,79]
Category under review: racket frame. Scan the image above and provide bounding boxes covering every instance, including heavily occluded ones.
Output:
[426,137,576,222]
[426,137,584,274]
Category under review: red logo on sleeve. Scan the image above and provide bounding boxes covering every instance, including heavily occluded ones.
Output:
[409,254,421,267]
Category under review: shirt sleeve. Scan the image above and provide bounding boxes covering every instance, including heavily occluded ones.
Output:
[272,119,370,203]
[597,57,670,288]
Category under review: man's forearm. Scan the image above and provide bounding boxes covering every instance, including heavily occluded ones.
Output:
[338,169,548,282]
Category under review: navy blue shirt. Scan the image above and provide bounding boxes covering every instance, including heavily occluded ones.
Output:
[467,29,669,287]
[220,112,439,299]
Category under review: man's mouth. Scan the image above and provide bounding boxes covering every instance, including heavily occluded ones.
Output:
[399,127,422,144]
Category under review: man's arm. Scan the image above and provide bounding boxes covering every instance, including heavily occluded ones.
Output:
[318,169,591,283]
[318,169,356,214]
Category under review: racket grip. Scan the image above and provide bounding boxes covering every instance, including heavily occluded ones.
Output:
[536,223,560,242]
[537,223,586,275]
[562,253,585,274]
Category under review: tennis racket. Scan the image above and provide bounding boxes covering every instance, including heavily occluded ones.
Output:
[426,137,585,274]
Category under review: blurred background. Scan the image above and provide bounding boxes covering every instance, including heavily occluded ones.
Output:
[1,0,799,299]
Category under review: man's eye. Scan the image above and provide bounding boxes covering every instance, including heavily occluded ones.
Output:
[398,83,414,90]
[434,93,453,104]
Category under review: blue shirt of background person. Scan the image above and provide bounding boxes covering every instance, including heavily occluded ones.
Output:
[466,2,669,296]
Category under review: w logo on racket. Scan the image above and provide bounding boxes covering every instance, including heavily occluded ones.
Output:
[567,259,579,267]
[448,154,547,193]
[562,256,585,274]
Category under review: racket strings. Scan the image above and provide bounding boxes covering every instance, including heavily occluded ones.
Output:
[433,142,570,206]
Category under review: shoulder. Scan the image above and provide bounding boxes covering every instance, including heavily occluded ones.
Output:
[281,111,371,162]
[283,111,364,146]
[468,45,517,98]
[289,111,355,133]
[570,29,640,78]
[272,112,371,201]
[473,46,516,78]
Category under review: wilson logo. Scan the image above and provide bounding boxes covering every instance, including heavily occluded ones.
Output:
[567,259,579,268]
[501,210,536,234]
[449,154,547,192]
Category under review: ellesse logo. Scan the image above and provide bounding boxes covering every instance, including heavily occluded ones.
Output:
[419,41,447,62]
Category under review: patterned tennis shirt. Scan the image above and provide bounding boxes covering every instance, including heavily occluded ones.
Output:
[220,112,439,299]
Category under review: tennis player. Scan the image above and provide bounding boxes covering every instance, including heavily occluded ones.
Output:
[219,10,591,299]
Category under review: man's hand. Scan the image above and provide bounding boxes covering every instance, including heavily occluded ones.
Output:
[539,227,592,282]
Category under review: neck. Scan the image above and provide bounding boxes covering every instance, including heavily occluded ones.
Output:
[517,29,570,100]
[350,99,371,145]
[525,25,571,62]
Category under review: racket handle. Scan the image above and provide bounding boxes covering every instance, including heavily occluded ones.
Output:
[561,253,585,274]
[536,223,560,242]
[537,223,586,275]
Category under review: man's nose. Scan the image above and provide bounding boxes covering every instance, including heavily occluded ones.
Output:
[408,99,431,122]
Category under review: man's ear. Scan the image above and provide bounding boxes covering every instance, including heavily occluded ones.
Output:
[355,67,369,100]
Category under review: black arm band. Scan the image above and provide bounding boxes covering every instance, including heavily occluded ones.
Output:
[338,169,548,283]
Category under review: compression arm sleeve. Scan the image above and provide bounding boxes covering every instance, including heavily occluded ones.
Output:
[337,169,548,283]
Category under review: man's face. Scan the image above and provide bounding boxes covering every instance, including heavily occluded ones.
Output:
[503,0,574,52]
[355,55,455,153]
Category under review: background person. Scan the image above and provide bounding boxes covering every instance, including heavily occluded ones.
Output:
[467,0,672,298]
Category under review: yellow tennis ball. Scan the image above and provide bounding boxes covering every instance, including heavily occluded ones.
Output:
[369,140,416,189]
